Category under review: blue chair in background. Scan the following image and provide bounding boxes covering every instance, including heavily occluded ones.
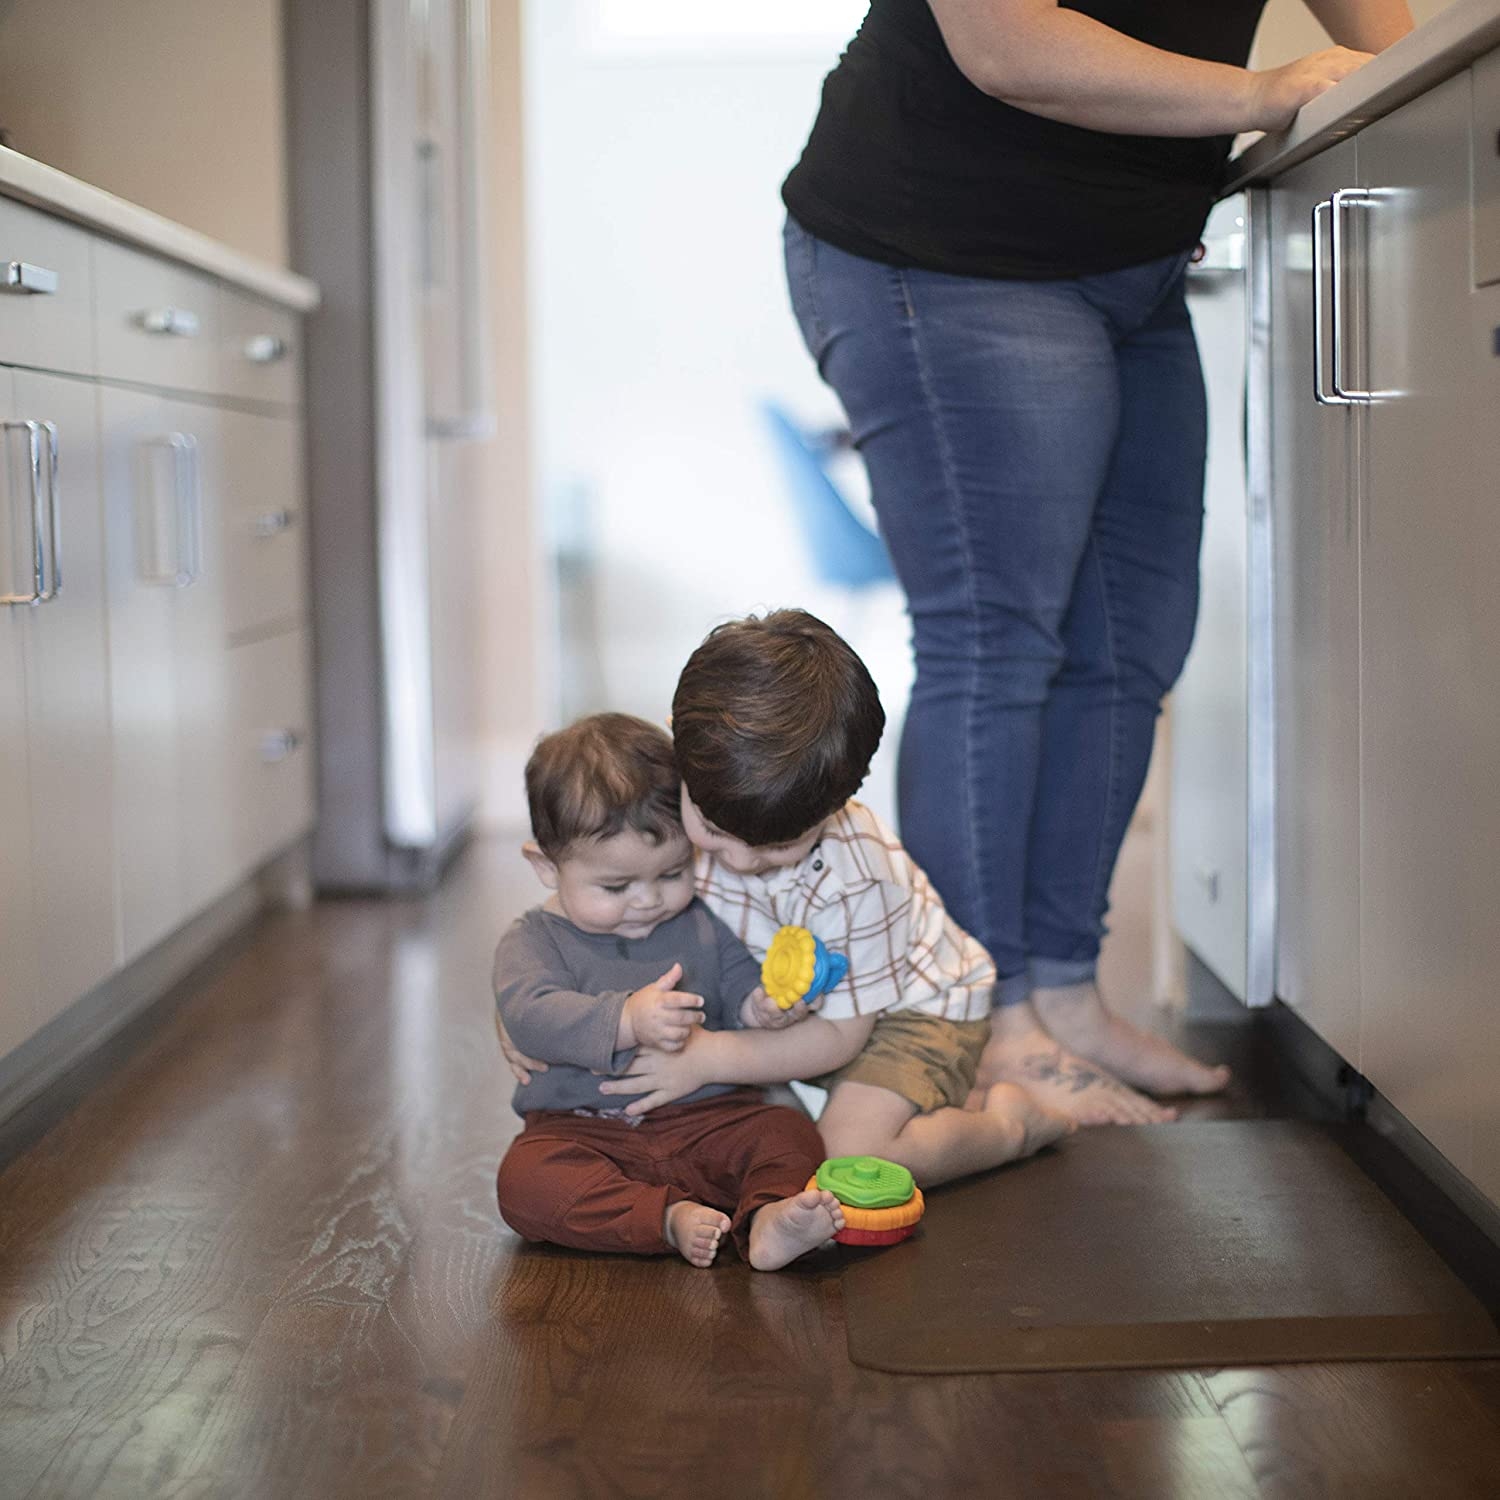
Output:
[759,400,895,589]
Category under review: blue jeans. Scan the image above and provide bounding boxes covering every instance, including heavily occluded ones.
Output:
[784,217,1206,1005]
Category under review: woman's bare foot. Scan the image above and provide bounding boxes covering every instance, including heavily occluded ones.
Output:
[979,1003,1177,1126]
[748,1189,844,1271]
[664,1201,731,1268]
[981,1081,1076,1156]
[1032,982,1231,1098]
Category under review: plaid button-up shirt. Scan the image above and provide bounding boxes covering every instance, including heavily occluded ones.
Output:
[694,800,995,1022]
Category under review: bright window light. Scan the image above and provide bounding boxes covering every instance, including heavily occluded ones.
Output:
[589,0,869,51]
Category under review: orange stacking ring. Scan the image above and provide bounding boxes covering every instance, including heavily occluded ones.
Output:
[806,1155,926,1246]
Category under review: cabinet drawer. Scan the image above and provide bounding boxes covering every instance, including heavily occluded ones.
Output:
[221,410,306,639]
[1474,51,1500,287]
[94,238,219,394]
[0,197,96,376]
[218,287,300,406]
[230,628,314,870]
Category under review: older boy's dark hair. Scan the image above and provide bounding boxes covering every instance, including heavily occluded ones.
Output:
[672,610,884,846]
[526,713,682,859]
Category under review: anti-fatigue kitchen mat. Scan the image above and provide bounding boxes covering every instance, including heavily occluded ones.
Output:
[841,1120,1500,1373]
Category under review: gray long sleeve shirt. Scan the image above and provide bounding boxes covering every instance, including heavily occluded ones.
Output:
[493,898,763,1115]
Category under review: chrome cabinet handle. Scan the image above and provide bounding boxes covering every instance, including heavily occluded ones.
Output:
[251,508,295,538]
[259,728,303,763]
[137,433,200,587]
[1,419,58,606]
[39,421,60,601]
[243,333,289,364]
[1312,199,1355,407]
[2,261,59,295]
[136,306,201,338]
[1330,187,1376,404]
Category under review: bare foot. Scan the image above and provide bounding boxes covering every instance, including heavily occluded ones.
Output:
[1032,982,1231,1098]
[664,1201,731,1268]
[979,1004,1177,1126]
[981,1080,1076,1156]
[748,1189,844,1271]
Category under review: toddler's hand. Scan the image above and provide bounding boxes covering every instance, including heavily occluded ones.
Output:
[739,984,814,1030]
[622,962,706,1052]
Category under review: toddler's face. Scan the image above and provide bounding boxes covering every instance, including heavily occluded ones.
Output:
[679,788,823,877]
[547,828,696,939]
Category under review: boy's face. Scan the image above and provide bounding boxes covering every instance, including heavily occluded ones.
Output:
[526,828,696,939]
[679,788,823,877]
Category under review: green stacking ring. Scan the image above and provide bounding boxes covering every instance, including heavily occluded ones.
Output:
[815,1155,915,1210]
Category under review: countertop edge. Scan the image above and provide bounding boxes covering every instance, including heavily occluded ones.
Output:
[0,146,320,313]
[1227,0,1500,191]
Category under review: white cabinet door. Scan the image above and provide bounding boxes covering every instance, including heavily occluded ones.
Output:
[12,368,116,1021]
[1359,74,1488,1173]
[0,367,42,1055]
[1269,137,1363,1065]
[218,407,306,641]
[102,386,230,959]
[161,394,236,909]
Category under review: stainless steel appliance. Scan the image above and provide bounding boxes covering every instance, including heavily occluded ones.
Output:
[1170,192,1276,1004]
[286,0,494,891]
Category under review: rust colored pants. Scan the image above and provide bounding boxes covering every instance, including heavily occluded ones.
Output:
[496,1089,824,1259]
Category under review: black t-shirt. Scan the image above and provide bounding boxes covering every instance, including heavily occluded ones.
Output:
[782,0,1267,279]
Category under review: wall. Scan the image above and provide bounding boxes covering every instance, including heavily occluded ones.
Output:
[0,0,288,267]
[1253,0,1454,65]
[476,0,546,827]
[523,2,911,826]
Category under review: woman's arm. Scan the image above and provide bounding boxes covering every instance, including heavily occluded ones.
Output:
[927,0,1376,136]
[1303,0,1414,53]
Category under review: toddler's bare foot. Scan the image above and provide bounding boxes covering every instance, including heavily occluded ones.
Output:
[980,1004,1177,1126]
[982,1080,1076,1157]
[1032,982,1231,1098]
[748,1189,844,1271]
[664,1202,731,1268]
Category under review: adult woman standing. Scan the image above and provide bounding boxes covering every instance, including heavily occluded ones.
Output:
[782,0,1413,1124]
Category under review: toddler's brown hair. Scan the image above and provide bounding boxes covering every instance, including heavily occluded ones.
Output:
[672,609,884,847]
[525,713,682,859]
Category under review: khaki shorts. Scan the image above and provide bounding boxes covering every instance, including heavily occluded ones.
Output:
[810,1010,990,1115]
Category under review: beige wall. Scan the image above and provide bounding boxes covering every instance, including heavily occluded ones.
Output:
[0,0,288,266]
[477,0,545,826]
[1253,0,1455,67]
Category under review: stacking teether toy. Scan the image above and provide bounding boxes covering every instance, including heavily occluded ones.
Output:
[809,1155,925,1246]
[761,924,849,1010]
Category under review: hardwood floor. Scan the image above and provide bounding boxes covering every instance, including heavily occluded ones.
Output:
[3,837,1500,1498]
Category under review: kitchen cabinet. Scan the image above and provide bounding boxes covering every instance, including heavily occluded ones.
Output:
[0,157,317,1105]
[1357,72,1488,1173]
[12,369,116,1019]
[101,385,240,960]
[1268,137,1363,1067]
[1,365,115,1043]
[1265,62,1500,1196]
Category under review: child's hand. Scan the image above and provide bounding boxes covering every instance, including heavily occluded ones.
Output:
[620,962,706,1052]
[739,984,814,1031]
[598,1031,709,1115]
[495,1012,549,1085]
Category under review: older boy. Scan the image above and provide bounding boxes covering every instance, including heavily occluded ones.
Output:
[493,713,845,1270]
[583,611,1082,1184]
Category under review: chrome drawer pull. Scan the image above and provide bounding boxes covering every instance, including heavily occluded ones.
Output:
[136,306,201,338]
[251,508,295,538]
[137,433,200,587]
[1,419,56,606]
[243,334,289,364]
[259,728,303,763]
[2,261,59,295]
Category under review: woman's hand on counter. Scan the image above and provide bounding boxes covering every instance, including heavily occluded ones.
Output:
[1248,47,1376,133]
